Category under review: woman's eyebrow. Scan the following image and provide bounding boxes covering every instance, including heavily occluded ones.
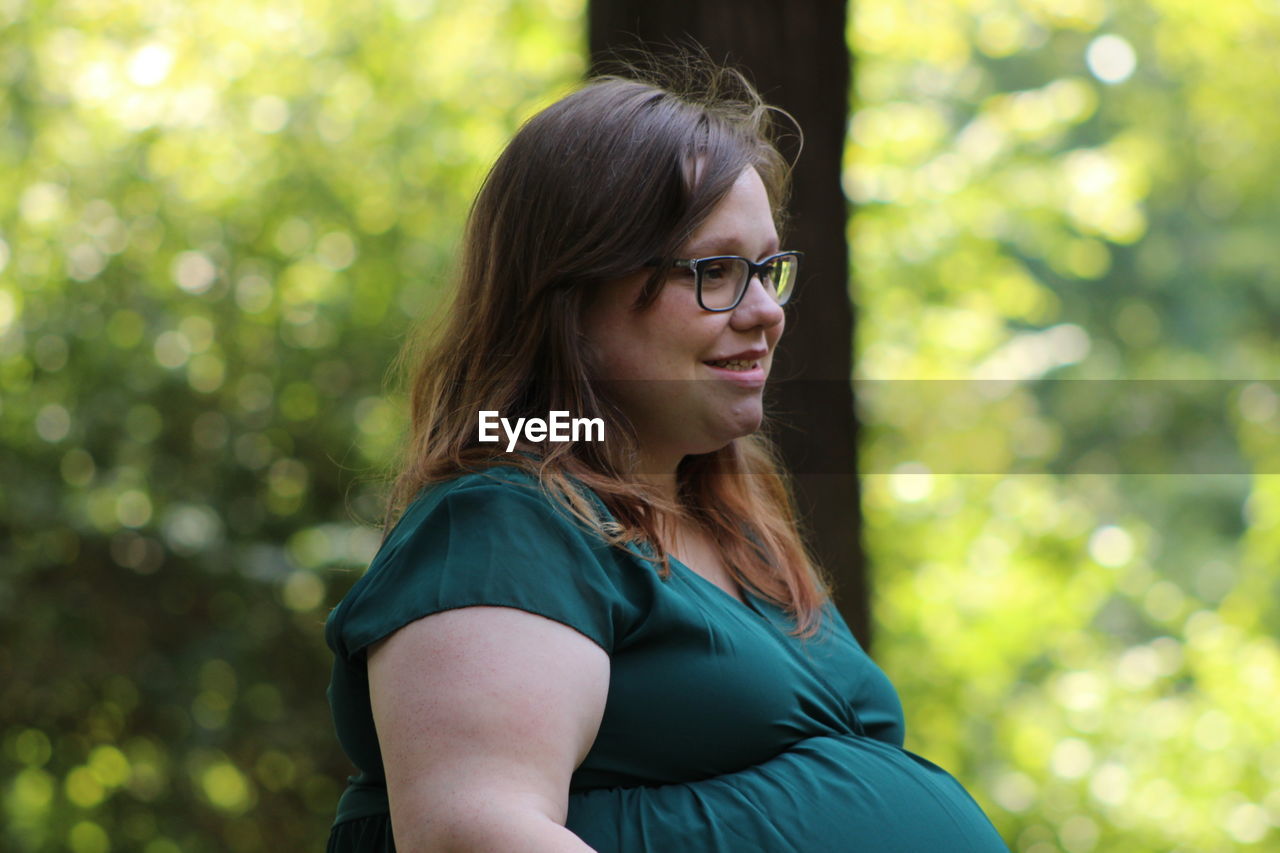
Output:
[684,237,781,257]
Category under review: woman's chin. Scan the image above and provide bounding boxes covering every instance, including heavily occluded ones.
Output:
[693,410,765,452]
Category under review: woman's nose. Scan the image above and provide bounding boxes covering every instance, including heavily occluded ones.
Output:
[731,274,786,330]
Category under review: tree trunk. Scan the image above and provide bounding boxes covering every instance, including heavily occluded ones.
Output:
[588,1,869,647]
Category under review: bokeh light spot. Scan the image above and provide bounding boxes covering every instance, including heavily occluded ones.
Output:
[1088,524,1133,567]
[315,231,357,270]
[200,761,252,813]
[255,750,297,791]
[888,462,934,502]
[68,821,110,853]
[128,44,175,87]
[1238,383,1278,424]
[20,182,67,224]
[235,274,274,313]
[153,330,191,368]
[992,770,1036,812]
[1086,35,1137,84]
[144,840,181,853]
[1225,802,1270,844]
[11,767,55,813]
[35,403,72,442]
[34,334,70,370]
[1058,815,1100,852]
[13,729,53,766]
[249,95,290,134]
[65,766,105,808]
[116,490,153,528]
[89,745,130,787]
[282,570,325,611]
[162,504,225,556]
[171,251,217,294]
[187,353,227,393]
[1050,737,1094,779]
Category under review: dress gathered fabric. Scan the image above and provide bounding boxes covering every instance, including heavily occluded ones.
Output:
[324,466,1009,852]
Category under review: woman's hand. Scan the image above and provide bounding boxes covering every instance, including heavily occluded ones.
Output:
[369,605,609,851]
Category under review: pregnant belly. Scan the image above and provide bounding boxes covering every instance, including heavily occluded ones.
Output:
[566,734,1009,853]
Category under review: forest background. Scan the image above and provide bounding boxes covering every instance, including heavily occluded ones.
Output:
[3,0,1279,851]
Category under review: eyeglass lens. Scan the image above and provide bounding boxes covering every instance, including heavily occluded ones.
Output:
[697,254,798,310]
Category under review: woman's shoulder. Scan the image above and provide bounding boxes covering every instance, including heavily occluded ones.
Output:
[412,463,544,503]
[388,463,600,545]
[327,463,632,659]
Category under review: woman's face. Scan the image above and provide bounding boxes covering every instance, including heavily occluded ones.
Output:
[582,166,786,471]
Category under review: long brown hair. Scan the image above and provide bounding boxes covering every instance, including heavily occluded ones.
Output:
[382,54,833,638]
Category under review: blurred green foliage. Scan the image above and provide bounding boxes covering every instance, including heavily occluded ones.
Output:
[3,0,1279,851]
[1,0,582,849]
[852,0,1280,850]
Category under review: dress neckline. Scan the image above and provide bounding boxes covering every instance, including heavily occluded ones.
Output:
[664,551,770,621]
[568,476,772,623]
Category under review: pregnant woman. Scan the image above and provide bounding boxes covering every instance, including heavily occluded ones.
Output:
[324,55,1010,852]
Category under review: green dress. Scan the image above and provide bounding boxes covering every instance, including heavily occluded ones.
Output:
[325,467,1009,852]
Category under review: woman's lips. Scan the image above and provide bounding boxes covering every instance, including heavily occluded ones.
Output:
[704,358,757,370]
[702,360,767,387]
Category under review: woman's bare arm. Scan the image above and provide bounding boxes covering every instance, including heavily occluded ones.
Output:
[369,605,610,852]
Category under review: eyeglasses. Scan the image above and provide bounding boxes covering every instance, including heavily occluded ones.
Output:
[646,251,803,312]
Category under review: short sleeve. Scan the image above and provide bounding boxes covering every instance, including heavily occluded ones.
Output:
[330,476,626,661]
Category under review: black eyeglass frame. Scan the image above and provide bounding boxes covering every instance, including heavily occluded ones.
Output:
[645,251,804,312]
